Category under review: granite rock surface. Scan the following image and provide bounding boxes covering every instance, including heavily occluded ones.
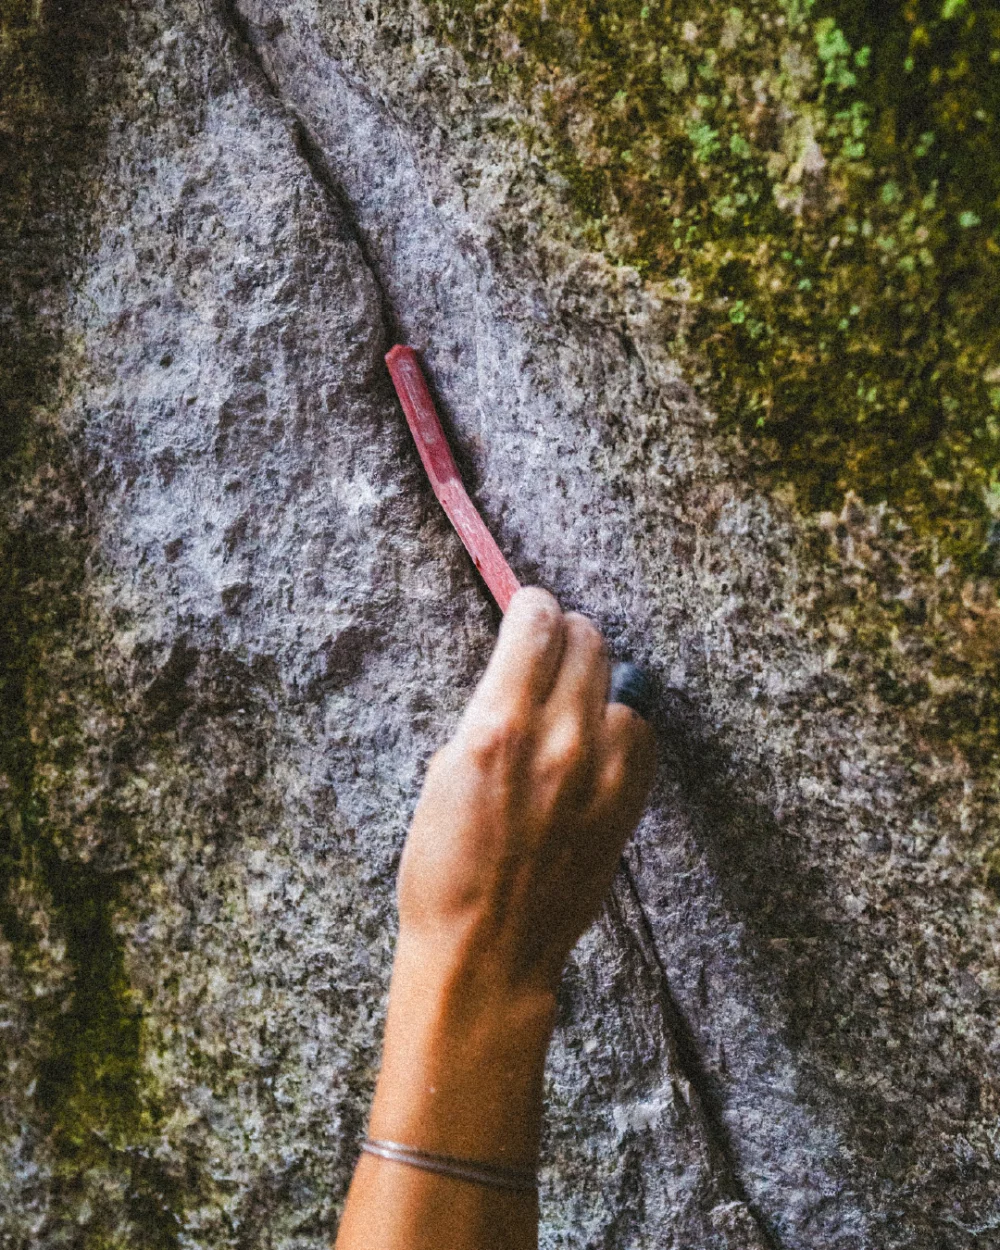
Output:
[1,2,998,1247]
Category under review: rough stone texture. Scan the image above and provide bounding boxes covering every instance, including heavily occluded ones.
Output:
[1,1,999,1247]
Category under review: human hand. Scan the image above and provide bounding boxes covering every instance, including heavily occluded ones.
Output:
[397,585,656,1001]
[336,589,655,1250]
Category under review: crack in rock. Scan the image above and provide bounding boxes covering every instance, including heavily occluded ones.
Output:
[611,867,783,1250]
[210,3,885,1246]
[213,4,788,1241]
[218,0,400,343]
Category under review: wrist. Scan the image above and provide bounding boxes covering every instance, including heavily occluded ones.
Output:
[367,931,557,1167]
[392,926,559,1033]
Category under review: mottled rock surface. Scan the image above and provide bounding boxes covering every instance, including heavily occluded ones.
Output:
[1,1,999,1246]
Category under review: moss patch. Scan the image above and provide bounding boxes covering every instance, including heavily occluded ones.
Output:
[0,523,187,1249]
[423,0,1000,777]
[0,3,185,1243]
[431,0,1000,565]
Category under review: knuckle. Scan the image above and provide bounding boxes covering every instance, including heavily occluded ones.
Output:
[461,712,529,768]
[542,718,587,776]
[601,752,627,797]
[510,587,562,635]
[565,612,606,655]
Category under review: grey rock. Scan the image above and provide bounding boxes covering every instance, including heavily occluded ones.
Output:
[0,1,997,1247]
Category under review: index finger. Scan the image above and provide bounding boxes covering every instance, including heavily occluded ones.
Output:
[461,587,566,725]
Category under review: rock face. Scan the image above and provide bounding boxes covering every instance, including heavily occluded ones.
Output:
[1,1,999,1246]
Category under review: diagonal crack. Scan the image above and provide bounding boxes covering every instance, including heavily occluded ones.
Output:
[217,0,400,346]
[217,5,788,1246]
[611,862,786,1250]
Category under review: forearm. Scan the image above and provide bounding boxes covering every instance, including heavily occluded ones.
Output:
[333,589,655,1250]
[335,934,556,1250]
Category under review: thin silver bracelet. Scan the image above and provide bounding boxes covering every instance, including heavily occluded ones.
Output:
[361,1138,538,1193]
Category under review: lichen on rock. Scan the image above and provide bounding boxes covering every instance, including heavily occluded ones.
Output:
[430,0,1000,555]
[0,4,188,1244]
[420,0,1000,804]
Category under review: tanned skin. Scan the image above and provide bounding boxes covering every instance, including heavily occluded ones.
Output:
[335,587,656,1250]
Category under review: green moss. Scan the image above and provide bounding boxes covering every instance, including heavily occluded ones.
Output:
[0,528,185,1249]
[985,845,1000,897]
[425,0,1000,779]
[0,3,184,1243]
[431,0,1000,568]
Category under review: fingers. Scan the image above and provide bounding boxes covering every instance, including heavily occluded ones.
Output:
[459,590,651,840]
[539,613,610,772]
[588,702,657,844]
[460,588,566,730]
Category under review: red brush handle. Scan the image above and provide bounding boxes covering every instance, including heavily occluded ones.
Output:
[386,345,522,613]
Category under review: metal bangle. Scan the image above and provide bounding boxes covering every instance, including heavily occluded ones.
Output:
[361,1138,538,1193]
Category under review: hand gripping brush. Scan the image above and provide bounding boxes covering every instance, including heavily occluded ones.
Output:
[386,345,654,721]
